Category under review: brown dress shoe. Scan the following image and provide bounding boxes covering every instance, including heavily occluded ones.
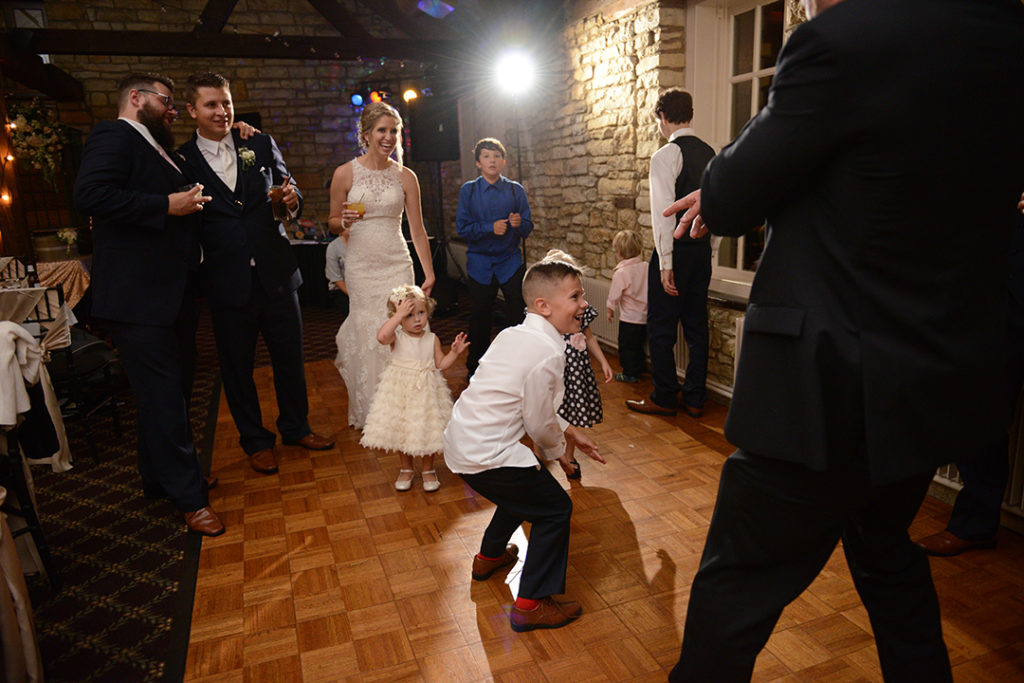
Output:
[510,597,582,632]
[625,399,676,417]
[916,530,996,556]
[283,432,335,450]
[249,449,279,474]
[472,544,519,581]
[184,506,225,537]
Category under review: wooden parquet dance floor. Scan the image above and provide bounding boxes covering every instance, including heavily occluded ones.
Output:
[185,353,1024,682]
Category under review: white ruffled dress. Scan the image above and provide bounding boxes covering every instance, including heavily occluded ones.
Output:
[360,327,453,456]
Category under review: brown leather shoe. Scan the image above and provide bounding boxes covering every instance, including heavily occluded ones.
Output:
[472,544,519,581]
[249,449,279,474]
[917,530,996,556]
[283,432,336,451]
[510,597,582,632]
[681,404,704,418]
[625,399,676,417]
[184,506,225,537]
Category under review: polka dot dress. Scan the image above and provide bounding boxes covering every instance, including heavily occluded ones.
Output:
[558,305,603,427]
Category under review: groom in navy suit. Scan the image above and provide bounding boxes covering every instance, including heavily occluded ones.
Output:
[178,72,334,475]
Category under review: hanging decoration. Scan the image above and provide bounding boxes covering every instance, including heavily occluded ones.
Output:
[8,99,69,189]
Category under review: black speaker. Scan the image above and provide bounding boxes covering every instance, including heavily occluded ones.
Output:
[409,97,460,162]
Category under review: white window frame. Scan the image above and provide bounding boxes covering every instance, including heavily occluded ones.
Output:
[686,0,784,299]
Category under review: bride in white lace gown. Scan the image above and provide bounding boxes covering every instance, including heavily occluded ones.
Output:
[328,102,435,428]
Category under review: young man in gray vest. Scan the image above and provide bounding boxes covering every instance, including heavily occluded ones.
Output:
[627,90,715,418]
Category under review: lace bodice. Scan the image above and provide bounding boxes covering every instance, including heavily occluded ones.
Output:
[349,159,405,220]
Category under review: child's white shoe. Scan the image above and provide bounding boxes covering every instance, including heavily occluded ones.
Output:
[422,470,440,492]
[395,469,415,491]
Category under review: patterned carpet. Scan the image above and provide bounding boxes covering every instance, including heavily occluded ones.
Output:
[22,293,468,682]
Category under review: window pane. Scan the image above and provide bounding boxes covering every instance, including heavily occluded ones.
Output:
[732,9,754,75]
[731,80,753,139]
[760,1,785,69]
[718,236,738,269]
[742,224,766,271]
[758,75,772,111]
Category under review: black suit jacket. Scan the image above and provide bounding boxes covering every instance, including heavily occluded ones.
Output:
[701,0,1024,484]
[73,119,199,326]
[177,130,302,309]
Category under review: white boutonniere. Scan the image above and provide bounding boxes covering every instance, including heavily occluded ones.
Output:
[237,146,256,170]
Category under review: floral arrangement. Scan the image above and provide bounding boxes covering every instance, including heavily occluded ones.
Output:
[8,99,69,189]
[237,146,256,170]
[56,227,78,255]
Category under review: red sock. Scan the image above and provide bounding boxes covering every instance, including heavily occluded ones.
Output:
[476,552,501,562]
[515,596,540,610]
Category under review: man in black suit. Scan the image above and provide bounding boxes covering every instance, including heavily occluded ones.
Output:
[73,72,224,536]
[663,0,1024,680]
[178,72,334,476]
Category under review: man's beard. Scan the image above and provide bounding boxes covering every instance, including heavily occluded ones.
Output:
[138,101,175,150]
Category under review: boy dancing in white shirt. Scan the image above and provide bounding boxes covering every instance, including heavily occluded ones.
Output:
[443,252,604,632]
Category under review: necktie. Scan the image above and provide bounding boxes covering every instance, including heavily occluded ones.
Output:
[156,145,180,173]
[220,141,237,190]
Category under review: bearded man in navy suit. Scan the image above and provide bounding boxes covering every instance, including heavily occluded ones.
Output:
[178,72,334,476]
[74,72,224,536]
[663,0,1024,680]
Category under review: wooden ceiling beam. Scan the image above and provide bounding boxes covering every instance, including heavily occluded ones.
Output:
[366,0,456,40]
[194,0,239,34]
[15,29,458,64]
[305,0,373,41]
[0,38,84,101]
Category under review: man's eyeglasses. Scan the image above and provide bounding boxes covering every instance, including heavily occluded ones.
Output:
[138,88,176,111]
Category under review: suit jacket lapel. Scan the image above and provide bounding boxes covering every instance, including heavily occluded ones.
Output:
[119,121,184,186]
[231,130,248,200]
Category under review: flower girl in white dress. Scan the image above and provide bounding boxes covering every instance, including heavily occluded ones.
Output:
[360,285,469,492]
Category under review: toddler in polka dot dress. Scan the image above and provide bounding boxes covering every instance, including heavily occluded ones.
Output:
[548,250,613,481]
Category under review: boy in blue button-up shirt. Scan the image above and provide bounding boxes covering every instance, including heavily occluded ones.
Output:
[456,137,534,377]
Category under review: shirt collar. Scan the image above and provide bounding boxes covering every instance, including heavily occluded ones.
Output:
[196,131,233,155]
[615,256,643,270]
[478,174,507,190]
[668,127,696,142]
[119,117,167,154]
[523,312,565,348]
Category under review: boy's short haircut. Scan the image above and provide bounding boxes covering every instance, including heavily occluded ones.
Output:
[612,230,643,259]
[654,89,694,125]
[523,249,584,305]
[185,72,230,106]
[474,137,506,161]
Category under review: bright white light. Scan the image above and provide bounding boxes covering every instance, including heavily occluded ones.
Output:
[494,50,535,96]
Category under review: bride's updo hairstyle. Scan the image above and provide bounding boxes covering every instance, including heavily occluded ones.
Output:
[359,101,404,165]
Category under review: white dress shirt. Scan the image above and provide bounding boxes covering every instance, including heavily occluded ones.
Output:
[195,132,235,189]
[119,117,180,173]
[443,313,569,474]
[649,127,696,268]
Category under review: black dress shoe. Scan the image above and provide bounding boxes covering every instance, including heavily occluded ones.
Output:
[625,399,676,416]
